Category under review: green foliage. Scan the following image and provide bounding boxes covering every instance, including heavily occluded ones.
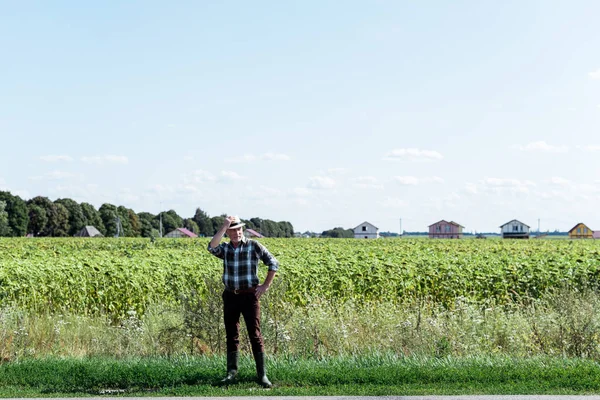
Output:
[137,212,157,238]
[183,219,199,234]
[55,198,86,236]
[0,191,28,237]
[99,203,118,237]
[26,204,48,236]
[2,355,600,395]
[47,202,70,237]
[321,227,353,238]
[80,202,105,234]
[0,200,8,236]
[159,210,183,235]
[1,238,600,321]
[192,208,213,236]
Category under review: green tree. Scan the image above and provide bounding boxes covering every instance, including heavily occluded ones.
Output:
[99,203,118,237]
[211,215,226,234]
[278,221,294,237]
[0,191,28,236]
[27,196,55,236]
[137,212,157,238]
[159,209,183,235]
[80,202,105,235]
[261,220,281,237]
[192,208,213,236]
[55,198,85,236]
[183,218,199,234]
[321,227,353,238]
[47,202,70,237]
[128,209,141,237]
[27,204,48,236]
[116,206,134,237]
[0,200,8,236]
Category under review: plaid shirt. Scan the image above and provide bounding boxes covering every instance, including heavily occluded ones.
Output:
[208,236,279,290]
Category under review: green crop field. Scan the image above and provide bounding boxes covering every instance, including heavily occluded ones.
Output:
[2,237,600,395]
[1,237,599,317]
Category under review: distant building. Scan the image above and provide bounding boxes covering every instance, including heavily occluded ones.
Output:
[500,219,530,239]
[568,223,594,239]
[594,231,600,240]
[245,228,264,238]
[165,227,198,238]
[74,226,104,237]
[428,220,464,239]
[353,221,379,239]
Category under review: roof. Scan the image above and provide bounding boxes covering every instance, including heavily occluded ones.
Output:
[499,219,530,228]
[428,220,449,227]
[568,222,591,234]
[74,226,103,237]
[353,221,379,230]
[428,220,464,228]
[171,227,198,238]
[245,228,264,238]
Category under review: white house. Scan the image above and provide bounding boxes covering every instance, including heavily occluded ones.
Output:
[500,219,530,239]
[353,221,379,239]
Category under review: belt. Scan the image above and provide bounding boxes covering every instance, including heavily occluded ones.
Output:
[225,286,257,295]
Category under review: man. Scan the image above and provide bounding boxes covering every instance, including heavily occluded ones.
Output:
[207,215,278,388]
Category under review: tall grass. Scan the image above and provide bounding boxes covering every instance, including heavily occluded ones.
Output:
[2,280,600,360]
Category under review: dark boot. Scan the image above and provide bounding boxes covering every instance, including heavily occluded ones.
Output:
[254,352,272,388]
[221,351,238,385]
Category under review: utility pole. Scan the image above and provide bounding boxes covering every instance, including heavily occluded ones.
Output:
[538,218,540,234]
[399,218,402,237]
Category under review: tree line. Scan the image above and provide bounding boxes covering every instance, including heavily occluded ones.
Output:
[0,191,294,238]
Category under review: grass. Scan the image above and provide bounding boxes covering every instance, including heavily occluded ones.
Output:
[0,355,600,396]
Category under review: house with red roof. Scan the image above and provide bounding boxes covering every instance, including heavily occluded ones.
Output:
[165,227,198,238]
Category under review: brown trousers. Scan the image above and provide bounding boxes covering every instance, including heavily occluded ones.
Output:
[222,289,264,355]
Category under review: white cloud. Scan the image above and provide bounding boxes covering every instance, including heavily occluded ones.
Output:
[48,184,100,201]
[547,177,570,186]
[290,187,312,197]
[392,176,443,186]
[226,154,257,163]
[327,167,348,175]
[261,153,291,161]
[354,176,383,189]
[81,155,129,164]
[393,176,419,185]
[117,188,140,204]
[465,182,478,194]
[477,177,536,194]
[219,170,243,183]
[384,148,443,161]
[40,155,73,162]
[308,176,336,189]
[580,145,600,152]
[182,169,216,184]
[148,184,177,195]
[377,196,408,208]
[589,68,600,80]
[483,177,535,188]
[226,153,291,163]
[29,170,83,181]
[427,176,445,184]
[516,141,568,153]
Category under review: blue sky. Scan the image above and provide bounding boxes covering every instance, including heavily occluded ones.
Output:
[1,1,600,233]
